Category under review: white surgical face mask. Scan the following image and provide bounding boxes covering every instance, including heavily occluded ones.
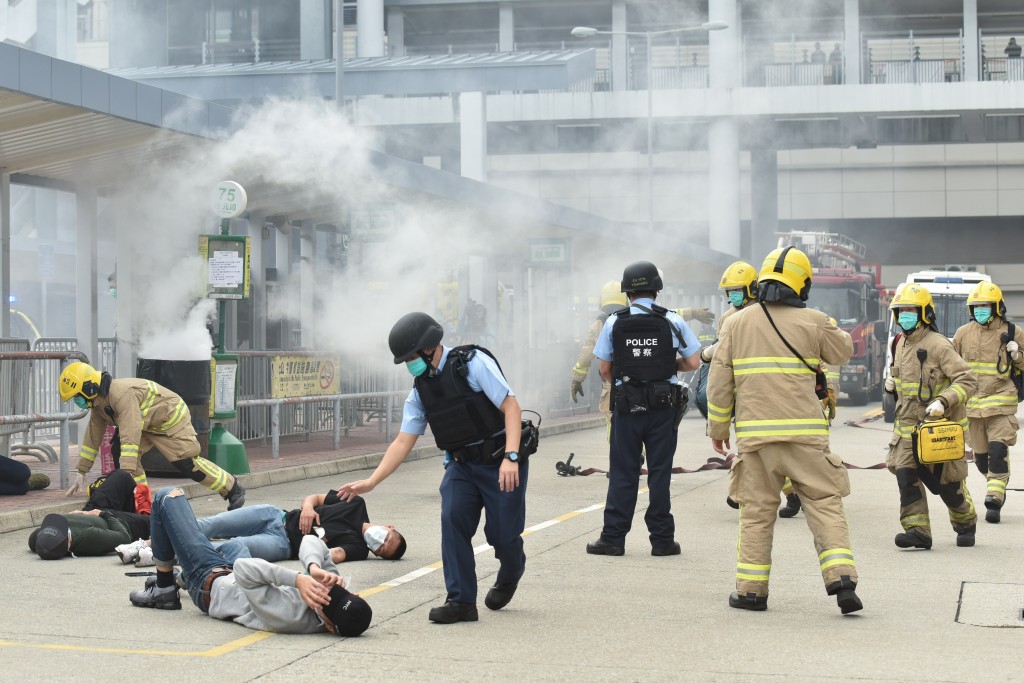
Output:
[363,525,388,553]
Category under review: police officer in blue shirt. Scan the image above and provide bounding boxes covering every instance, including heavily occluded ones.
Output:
[586,262,702,557]
[338,312,526,624]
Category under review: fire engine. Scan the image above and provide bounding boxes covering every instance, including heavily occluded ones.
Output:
[777,232,889,405]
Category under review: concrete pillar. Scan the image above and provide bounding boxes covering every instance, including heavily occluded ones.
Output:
[0,2,8,44]
[298,222,316,349]
[708,118,741,257]
[112,202,135,378]
[0,172,9,337]
[499,2,514,53]
[300,0,332,60]
[386,7,405,57]
[962,0,979,82]
[356,0,385,58]
[35,0,77,61]
[843,0,861,85]
[247,213,267,350]
[75,188,99,365]
[750,150,779,263]
[709,0,740,89]
[611,0,627,91]
[459,92,487,182]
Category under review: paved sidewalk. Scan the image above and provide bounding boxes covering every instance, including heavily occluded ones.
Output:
[0,413,604,533]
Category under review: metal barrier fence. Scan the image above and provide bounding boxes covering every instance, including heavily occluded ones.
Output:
[232,351,401,445]
[236,391,409,459]
[28,338,114,440]
[1,350,90,487]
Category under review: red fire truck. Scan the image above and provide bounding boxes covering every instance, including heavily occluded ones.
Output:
[777,232,889,405]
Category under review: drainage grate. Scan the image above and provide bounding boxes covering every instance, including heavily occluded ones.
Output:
[956,582,1024,628]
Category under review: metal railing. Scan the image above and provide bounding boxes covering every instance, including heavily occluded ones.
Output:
[236,390,408,459]
[232,351,401,445]
[1,350,90,487]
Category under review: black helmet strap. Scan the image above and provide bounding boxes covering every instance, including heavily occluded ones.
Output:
[774,246,793,273]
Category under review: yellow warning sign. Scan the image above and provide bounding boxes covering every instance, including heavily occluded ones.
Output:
[271,355,340,398]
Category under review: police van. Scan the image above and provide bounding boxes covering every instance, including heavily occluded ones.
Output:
[882,269,991,422]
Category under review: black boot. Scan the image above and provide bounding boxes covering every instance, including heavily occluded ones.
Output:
[984,497,1002,524]
[726,496,739,510]
[826,576,863,615]
[778,493,802,518]
[894,528,932,550]
[728,591,767,611]
[428,601,478,624]
[484,581,519,611]
[956,525,976,547]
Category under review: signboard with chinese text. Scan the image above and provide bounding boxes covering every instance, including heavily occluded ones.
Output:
[271,355,341,399]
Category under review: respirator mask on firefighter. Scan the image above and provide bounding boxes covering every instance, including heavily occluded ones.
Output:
[727,290,746,308]
[363,526,389,553]
[973,306,992,325]
[73,395,90,409]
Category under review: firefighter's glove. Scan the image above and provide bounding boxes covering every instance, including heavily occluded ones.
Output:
[570,380,585,403]
[684,307,716,325]
[1007,340,1020,360]
[699,347,713,364]
[884,377,896,394]
[926,400,945,418]
[822,388,837,421]
[66,472,86,497]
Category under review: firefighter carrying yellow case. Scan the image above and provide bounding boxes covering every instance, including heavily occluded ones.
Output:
[912,418,966,464]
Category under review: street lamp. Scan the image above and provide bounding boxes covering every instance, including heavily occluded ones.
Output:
[572,21,728,230]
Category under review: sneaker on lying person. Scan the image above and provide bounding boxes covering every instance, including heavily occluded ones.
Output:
[115,539,148,565]
[134,546,155,567]
[129,584,181,610]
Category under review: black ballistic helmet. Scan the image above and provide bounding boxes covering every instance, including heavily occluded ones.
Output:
[620,261,663,293]
[389,312,444,364]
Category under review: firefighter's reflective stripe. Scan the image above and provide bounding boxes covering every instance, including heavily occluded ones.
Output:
[966,361,1000,376]
[987,479,1007,495]
[902,513,930,529]
[80,444,98,463]
[139,381,160,419]
[159,400,188,431]
[893,420,916,438]
[120,443,140,458]
[736,562,771,582]
[825,368,840,382]
[967,394,1019,409]
[734,417,829,437]
[133,472,149,485]
[707,401,734,423]
[894,378,953,395]
[950,383,968,405]
[818,547,856,572]
[733,356,818,376]
[193,457,229,493]
[572,363,588,376]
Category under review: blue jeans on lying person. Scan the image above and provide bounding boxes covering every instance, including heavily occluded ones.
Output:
[195,503,292,564]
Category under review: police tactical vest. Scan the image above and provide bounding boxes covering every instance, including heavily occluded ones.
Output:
[611,305,677,382]
[414,346,507,451]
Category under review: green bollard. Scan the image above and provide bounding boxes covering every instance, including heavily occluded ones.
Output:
[207,423,250,475]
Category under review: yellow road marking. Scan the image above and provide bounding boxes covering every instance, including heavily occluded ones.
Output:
[863,407,883,418]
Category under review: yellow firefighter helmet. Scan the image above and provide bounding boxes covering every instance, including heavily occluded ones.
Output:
[719,261,758,300]
[966,281,1006,317]
[58,361,102,402]
[889,283,935,325]
[758,247,813,300]
[600,280,628,309]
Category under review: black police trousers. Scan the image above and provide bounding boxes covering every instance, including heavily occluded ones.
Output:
[600,406,677,548]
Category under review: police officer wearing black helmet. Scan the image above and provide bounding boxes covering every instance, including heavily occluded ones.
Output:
[586,262,702,557]
[338,312,527,624]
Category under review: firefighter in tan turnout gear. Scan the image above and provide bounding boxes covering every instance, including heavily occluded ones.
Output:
[952,281,1024,524]
[707,246,862,614]
[884,284,977,549]
[59,362,245,510]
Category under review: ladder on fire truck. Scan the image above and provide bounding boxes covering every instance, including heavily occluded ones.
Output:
[776,231,866,270]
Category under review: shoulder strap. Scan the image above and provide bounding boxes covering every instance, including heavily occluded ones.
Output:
[758,302,819,374]
[454,344,505,379]
[889,331,902,366]
[630,303,688,356]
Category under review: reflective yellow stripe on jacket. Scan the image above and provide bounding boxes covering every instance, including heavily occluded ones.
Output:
[80,444,98,463]
[967,394,1018,410]
[139,381,160,419]
[733,356,818,376]
[735,417,829,438]
[707,401,734,424]
[966,361,1000,376]
[159,399,188,431]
